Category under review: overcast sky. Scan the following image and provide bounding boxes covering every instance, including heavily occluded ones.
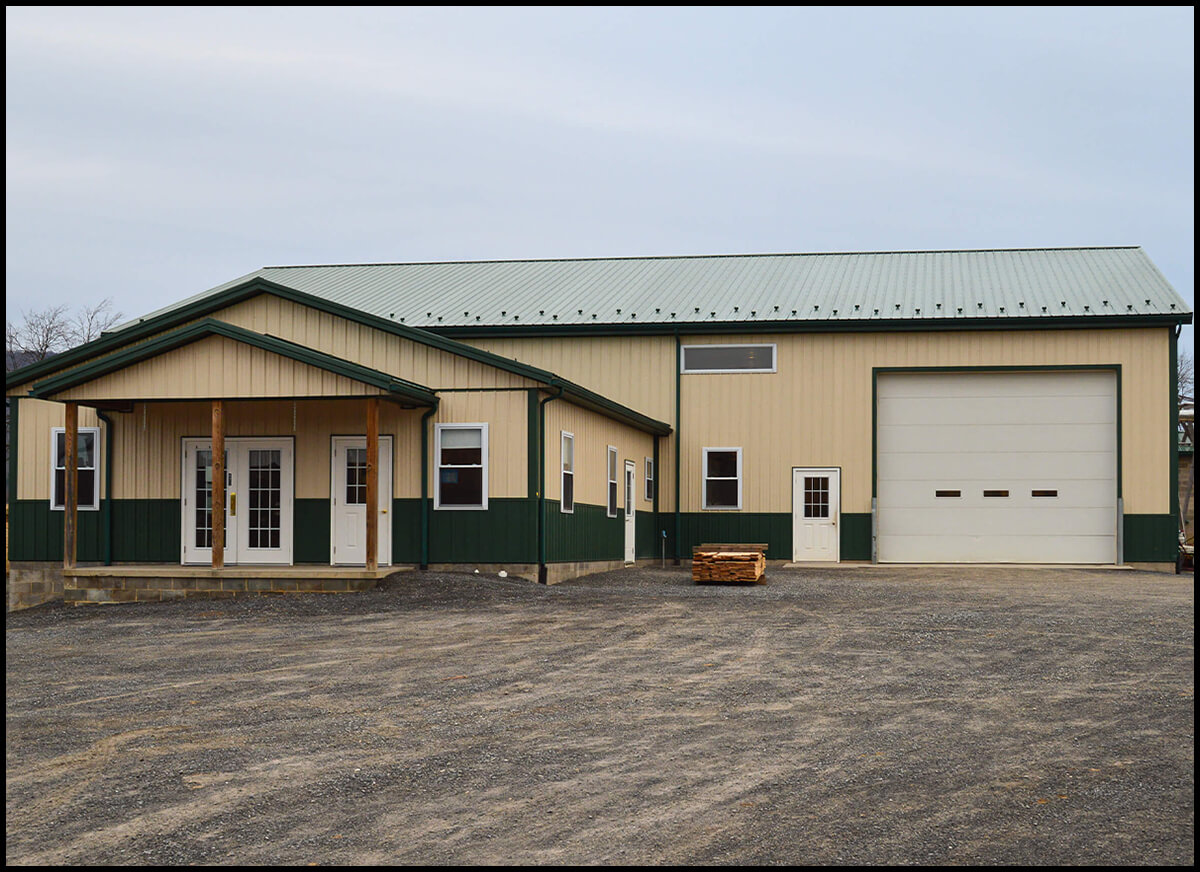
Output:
[5,6,1194,350]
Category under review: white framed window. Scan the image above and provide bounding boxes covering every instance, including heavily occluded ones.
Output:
[606,446,618,518]
[50,427,100,511]
[681,344,776,374]
[645,457,654,501]
[434,424,488,510]
[702,447,742,510]
[560,431,575,514]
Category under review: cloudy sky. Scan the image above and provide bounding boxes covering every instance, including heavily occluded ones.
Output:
[5,6,1194,349]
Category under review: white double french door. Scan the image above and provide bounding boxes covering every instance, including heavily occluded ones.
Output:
[330,436,392,566]
[182,438,294,565]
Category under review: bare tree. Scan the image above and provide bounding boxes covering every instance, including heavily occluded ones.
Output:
[1179,348,1194,404]
[70,297,123,346]
[13,303,73,364]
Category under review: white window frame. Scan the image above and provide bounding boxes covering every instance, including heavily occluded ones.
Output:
[702,446,743,511]
[50,426,101,511]
[560,431,575,514]
[644,456,654,502]
[606,445,619,518]
[681,343,777,374]
[434,423,489,510]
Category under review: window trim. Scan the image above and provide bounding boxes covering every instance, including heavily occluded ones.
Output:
[702,446,743,511]
[560,430,575,514]
[606,445,618,518]
[681,343,777,374]
[50,426,101,511]
[434,423,489,510]
[644,456,654,502]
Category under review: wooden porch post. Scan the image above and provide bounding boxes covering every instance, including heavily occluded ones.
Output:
[211,400,225,568]
[366,397,379,571]
[63,402,78,569]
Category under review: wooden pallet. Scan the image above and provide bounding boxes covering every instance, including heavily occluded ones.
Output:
[692,543,768,584]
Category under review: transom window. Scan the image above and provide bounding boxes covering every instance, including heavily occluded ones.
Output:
[682,344,776,373]
[561,432,575,514]
[435,424,488,509]
[50,427,100,511]
[702,447,742,510]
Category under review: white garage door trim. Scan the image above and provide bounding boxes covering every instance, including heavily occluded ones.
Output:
[875,369,1118,564]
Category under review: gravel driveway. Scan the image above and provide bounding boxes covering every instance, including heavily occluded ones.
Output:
[5,566,1194,865]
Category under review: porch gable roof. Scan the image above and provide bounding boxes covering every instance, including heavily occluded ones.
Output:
[9,277,672,435]
[27,318,440,406]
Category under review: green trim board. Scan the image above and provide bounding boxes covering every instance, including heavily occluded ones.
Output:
[635,511,656,559]
[7,499,181,563]
[8,396,17,504]
[28,318,438,406]
[432,313,1192,339]
[7,279,671,437]
[1123,514,1177,562]
[1170,330,1179,540]
[543,501,623,563]
[294,499,332,563]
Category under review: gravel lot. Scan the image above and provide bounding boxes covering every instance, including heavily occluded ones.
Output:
[5,565,1194,865]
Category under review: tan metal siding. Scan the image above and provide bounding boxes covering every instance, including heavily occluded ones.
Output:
[466,334,676,423]
[212,296,537,391]
[37,399,423,501]
[429,391,529,500]
[15,400,101,500]
[111,400,425,500]
[49,335,386,402]
[544,400,654,510]
[677,328,1170,515]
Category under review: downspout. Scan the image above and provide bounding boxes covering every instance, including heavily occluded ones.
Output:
[674,331,682,564]
[1171,325,1181,564]
[537,387,565,583]
[96,410,114,566]
[419,400,439,569]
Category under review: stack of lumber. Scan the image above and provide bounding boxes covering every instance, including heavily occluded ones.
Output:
[692,543,768,584]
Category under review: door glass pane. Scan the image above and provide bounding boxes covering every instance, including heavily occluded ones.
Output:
[625,470,633,518]
[804,476,830,519]
[195,449,213,548]
[346,447,366,505]
[247,449,281,549]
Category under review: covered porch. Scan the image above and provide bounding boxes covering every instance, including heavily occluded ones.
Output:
[24,319,440,601]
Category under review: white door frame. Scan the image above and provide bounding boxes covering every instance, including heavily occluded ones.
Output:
[624,459,636,563]
[330,435,393,566]
[181,437,294,565]
[792,467,841,562]
[181,439,237,565]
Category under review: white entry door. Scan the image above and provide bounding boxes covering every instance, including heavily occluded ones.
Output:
[182,438,294,565]
[331,436,393,566]
[624,460,636,563]
[792,468,840,562]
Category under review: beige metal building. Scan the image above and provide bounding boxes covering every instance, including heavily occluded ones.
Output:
[6,247,1191,607]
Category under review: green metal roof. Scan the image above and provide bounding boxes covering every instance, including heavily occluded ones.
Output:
[150,246,1190,333]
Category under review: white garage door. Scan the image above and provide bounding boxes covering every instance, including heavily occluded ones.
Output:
[876,371,1117,563]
